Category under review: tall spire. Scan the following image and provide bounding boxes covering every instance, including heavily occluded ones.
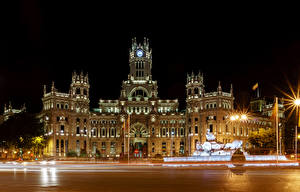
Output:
[8,101,12,110]
[230,83,233,95]
[51,81,55,92]
[217,81,222,94]
[43,85,47,95]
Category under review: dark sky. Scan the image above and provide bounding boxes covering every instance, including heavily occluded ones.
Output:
[4,1,300,113]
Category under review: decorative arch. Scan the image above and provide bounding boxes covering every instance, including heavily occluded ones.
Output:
[129,122,148,138]
[129,86,150,98]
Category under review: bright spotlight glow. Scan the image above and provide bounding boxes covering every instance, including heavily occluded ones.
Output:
[40,161,47,165]
[235,115,239,120]
[294,99,300,106]
[49,161,56,165]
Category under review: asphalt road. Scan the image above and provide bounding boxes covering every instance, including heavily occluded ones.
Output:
[1,166,300,192]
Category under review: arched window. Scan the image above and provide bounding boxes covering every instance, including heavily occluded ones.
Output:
[76,88,81,94]
[92,128,96,136]
[195,126,198,134]
[194,88,199,94]
[111,128,115,137]
[162,128,166,136]
[180,128,184,136]
[101,128,106,137]
[188,89,191,95]
[132,89,147,97]
[83,89,87,95]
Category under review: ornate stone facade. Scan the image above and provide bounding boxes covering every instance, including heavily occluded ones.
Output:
[40,38,279,158]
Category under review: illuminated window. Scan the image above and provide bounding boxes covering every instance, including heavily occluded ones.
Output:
[162,142,166,154]
[179,141,184,155]
[162,128,166,136]
[56,139,59,153]
[60,125,64,133]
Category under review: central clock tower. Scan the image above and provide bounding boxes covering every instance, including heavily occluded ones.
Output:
[120,37,158,99]
[129,37,152,81]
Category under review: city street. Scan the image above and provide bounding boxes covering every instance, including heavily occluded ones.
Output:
[0,162,300,191]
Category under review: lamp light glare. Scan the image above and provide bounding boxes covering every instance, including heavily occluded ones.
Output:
[241,114,247,120]
[294,99,300,106]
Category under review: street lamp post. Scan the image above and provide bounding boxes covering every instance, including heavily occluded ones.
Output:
[229,113,248,150]
[294,99,300,161]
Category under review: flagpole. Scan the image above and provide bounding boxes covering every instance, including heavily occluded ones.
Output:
[276,97,279,164]
[123,120,125,160]
[128,114,130,164]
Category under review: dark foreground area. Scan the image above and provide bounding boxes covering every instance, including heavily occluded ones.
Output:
[1,166,300,192]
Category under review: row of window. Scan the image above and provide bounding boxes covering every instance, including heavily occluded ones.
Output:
[56,103,69,109]
[160,127,185,137]
[160,120,185,124]
[136,70,144,77]
[187,88,201,95]
[135,61,145,69]
[56,140,185,156]
[205,102,231,109]
[127,106,150,113]
[75,88,88,95]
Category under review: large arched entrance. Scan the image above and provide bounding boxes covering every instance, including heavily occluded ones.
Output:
[129,122,148,158]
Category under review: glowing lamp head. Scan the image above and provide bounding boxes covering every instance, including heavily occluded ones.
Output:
[230,116,236,121]
[241,114,247,120]
[294,99,300,106]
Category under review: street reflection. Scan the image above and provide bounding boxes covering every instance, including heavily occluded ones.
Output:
[226,168,249,191]
[229,167,246,175]
[40,168,57,187]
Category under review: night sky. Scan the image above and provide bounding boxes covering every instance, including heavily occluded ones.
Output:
[4,1,300,113]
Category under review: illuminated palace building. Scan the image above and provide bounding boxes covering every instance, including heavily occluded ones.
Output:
[41,38,278,158]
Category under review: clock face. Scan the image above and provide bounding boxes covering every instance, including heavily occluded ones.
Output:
[136,50,143,57]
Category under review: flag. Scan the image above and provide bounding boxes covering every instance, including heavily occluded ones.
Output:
[252,83,258,91]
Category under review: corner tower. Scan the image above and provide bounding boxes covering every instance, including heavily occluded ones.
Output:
[70,71,90,113]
